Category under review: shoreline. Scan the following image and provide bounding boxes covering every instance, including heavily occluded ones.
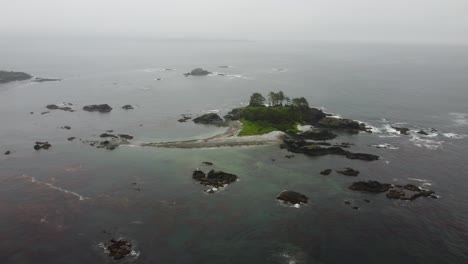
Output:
[141,121,285,149]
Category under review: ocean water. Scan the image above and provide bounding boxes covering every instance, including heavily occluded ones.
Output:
[0,38,468,263]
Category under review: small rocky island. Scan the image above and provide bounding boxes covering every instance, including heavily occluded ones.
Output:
[184,68,212,76]
[1,70,61,84]
[0,71,32,83]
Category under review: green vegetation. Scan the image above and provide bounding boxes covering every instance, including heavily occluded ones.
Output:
[239,91,315,136]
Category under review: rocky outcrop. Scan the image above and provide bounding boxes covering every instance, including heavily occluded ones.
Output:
[280,137,379,161]
[83,104,112,113]
[34,141,51,150]
[349,181,391,193]
[105,239,132,260]
[178,114,192,122]
[224,108,242,121]
[337,168,360,176]
[193,113,225,126]
[192,169,238,189]
[276,190,309,205]
[0,71,32,84]
[392,126,410,135]
[46,104,74,112]
[121,105,134,110]
[293,128,337,141]
[183,68,212,76]
[318,117,368,133]
[417,130,429,135]
[320,169,332,175]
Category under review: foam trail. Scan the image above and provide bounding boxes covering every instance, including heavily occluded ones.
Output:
[29,176,89,201]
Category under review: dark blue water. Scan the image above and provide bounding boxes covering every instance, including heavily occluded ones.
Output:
[0,38,467,263]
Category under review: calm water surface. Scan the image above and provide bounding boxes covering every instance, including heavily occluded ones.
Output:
[0,38,467,263]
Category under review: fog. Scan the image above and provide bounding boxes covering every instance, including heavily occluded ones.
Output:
[1,0,467,43]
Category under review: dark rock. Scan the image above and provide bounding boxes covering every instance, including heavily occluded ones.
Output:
[105,239,132,260]
[32,77,61,82]
[41,111,50,115]
[320,169,332,175]
[46,104,73,112]
[386,189,406,199]
[294,128,337,141]
[344,200,351,205]
[349,181,391,193]
[403,184,420,192]
[334,142,353,148]
[30,112,34,114]
[364,199,371,203]
[118,134,134,140]
[61,126,71,130]
[281,137,378,161]
[352,206,360,210]
[193,113,225,126]
[337,168,360,176]
[202,161,213,166]
[223,108,242,121]
[4,150,11,155]
[417,130,429,135]
[106,130,114,133]
[34,141,51,150]
[67,137,76,141]
[184,68,211,76]
[122,105,134,110]
[318,117,367,132]
[285,155,295,158]
[100,133,118,138]
[0,71,32,83]
[83,104,112,113]
[276,190,309,205]
[345,152,379,161]
[192,170,238,188]
[392,126,410,135]
[178,114,192,122]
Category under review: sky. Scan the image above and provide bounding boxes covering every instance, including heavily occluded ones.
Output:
[1,0,467,43]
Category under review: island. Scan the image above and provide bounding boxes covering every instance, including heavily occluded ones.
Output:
[0,71,32,84]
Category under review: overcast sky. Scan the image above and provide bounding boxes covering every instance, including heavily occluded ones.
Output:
[1,0,467,43]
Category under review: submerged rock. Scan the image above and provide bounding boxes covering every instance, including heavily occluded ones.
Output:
[178,114,192,122]
[336,168,360,176]
[349,181,391,193]
[320,169,332,175]
[122,105,134,110]
[4,150,11,155]
[46,104,73,112]
[276,190,309,205]
[184,68,212,76]
[67,137,76,141]
[417,130,429,135]
[83,104,112,113]
[32,77,61,82]
[61,125,71,130]
[202,161,213,166]
[392,126,410,135]
[105,239,132,260]
[34,141,52,150]
[118,134,134,140]
[192,169,238,188]
[100,133,118,138]
[0,71,32,83]
[193,113,225,126]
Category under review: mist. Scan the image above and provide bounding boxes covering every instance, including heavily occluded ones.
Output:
[1,0,468,44]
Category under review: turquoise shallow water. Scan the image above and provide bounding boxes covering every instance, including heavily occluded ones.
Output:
[0,39,468,263]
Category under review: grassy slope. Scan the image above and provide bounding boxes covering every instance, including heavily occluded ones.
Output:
[238,106,302,136]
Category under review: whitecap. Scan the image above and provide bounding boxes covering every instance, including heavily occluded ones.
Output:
[371,143,399,150]
[409,135,443,150]
[29,176,89,201]
[442,133,466,139]
[206,109,220,113]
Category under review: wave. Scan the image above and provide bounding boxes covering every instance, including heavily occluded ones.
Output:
[141,68,174,73]
[409,135,443,150]
[371,143,399,150]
